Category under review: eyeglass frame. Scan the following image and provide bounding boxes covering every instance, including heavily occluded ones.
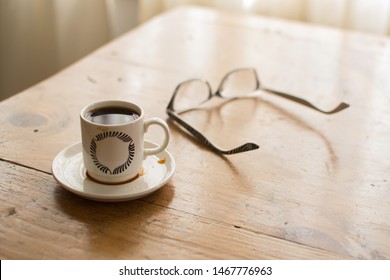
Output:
[166,68,349,155]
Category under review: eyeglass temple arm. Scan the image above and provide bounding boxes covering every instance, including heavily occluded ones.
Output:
[167,110,259,155]
[261,87,350,114]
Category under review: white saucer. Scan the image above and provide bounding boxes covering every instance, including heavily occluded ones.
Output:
[52,141,175,202]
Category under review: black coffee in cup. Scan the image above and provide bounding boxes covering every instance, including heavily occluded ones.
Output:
[85,106,140,125]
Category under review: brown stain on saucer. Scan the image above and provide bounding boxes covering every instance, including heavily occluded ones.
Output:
[86,166,145,185]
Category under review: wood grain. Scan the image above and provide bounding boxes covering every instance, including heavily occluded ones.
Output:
[0,160,346,259]
[0,6,389,259]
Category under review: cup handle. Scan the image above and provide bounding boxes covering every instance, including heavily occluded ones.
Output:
[144,117,170,156]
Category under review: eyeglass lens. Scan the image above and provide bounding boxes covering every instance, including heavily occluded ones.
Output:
[218,69,258,98]
[173,80,211,112]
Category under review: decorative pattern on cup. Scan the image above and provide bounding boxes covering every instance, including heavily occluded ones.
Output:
[89,131,135,175]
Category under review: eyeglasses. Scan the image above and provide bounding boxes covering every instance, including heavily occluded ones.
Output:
[166,68,349,155]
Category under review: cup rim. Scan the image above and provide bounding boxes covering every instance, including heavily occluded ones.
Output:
[80,100,144,127]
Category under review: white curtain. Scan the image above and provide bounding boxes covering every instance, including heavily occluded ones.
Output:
[138,0,390,35]
[0,0,138,100]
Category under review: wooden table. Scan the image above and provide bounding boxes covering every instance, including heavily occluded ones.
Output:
[1,6,389,260]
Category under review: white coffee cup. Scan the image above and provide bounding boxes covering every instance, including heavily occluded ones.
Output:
[80,100,170,184]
